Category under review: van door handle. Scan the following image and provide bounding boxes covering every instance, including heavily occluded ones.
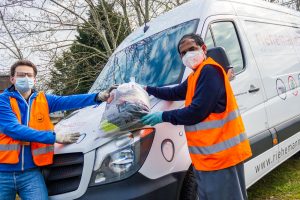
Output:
[248,85,260,93]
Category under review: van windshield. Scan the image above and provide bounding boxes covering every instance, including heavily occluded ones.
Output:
[89,19,199,93]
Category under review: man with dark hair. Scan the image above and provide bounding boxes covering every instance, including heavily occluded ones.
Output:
[177,33,205,54]
[141,33,252,200]
[10,60,38,77]
[0,60,115,200]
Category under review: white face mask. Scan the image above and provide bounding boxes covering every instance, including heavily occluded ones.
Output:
[15,77,35,93]
[182,49,206,70]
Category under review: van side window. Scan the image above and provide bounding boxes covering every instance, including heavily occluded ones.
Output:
[204,28,215,49]
[205,22,244,74]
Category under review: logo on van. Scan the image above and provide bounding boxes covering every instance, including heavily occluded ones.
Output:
[288,76,298,96]
[276,78,287,100]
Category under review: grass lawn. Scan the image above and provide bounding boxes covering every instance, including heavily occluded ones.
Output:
[248,155,300,200]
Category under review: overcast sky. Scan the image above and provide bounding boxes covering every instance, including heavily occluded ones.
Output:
[0,0,82,75]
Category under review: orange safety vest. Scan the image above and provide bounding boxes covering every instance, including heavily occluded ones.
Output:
[185,57,252,171]
[0,92,54,166]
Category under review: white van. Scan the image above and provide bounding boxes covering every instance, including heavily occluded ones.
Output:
[45,0,300,199]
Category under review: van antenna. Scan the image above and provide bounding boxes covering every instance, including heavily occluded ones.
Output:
[143,22,149,33]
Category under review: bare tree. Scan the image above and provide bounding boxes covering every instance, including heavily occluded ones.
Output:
[0,1,26,62]
[0,0,189,91]
[264,0,300,10]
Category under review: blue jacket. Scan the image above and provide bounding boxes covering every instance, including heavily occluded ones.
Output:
[0,85,99,171]
[147,65,226,125]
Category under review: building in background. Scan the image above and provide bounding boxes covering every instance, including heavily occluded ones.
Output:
[0,73,10,93]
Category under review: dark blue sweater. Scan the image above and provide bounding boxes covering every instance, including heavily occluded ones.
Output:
[146,65,226,125]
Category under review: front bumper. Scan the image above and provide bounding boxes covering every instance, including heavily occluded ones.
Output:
[78,171,186,200]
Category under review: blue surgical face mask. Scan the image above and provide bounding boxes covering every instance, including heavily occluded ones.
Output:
[15,77,35,93]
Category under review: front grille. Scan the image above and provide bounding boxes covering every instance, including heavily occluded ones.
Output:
[42,152,84,196]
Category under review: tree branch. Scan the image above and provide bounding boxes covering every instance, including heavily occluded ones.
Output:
[0,11,23,59]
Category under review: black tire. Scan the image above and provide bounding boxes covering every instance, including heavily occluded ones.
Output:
[179,166,198,200]
[292,151,300,159]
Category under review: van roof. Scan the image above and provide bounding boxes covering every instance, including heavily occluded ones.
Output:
[227,0,300,24]
[115,0,300,53]
[227,0,300,18]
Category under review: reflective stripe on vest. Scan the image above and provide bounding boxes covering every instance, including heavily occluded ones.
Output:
[0,144,20,151]
[185,109,240,132]
[33,146,54,156]
[188,132,247,155]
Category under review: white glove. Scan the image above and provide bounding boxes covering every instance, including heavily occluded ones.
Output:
[97,84,119,102]
[55,132,80,144]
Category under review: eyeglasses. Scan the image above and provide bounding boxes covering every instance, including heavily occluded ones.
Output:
[15,72,35,78]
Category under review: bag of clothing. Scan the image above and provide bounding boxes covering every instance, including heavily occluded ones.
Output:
[99,82,150,136]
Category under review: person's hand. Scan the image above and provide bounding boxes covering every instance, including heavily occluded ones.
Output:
[136,83,147,90]
[97,84,119,102]
[141,112,163,126]
[55,132,80,144]
[141,85,147,90]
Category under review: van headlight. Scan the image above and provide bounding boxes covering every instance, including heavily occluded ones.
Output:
[89,128,155,186]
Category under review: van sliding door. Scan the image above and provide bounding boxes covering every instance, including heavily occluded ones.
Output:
[242,20,300,166]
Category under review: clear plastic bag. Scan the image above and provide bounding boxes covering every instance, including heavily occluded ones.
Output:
[99,82,150,136]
